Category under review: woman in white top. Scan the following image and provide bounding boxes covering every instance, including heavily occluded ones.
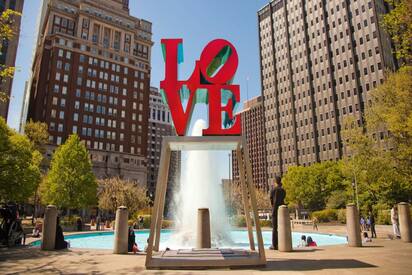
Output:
[390,205,401,238]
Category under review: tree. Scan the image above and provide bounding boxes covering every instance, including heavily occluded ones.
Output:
[282,161,347,210]
[24,120,49,153]
[341,115,412,210]
[255,188,271,210]
[382,0,412,65]
[41,134,97,209]
[224,182,243,215]
[366,67,412,182]
[0,118,41,202]
[98,177,149,214]
[0,9,21,102]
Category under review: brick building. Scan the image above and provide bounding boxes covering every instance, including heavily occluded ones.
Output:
[23,0,153,183]
[258,0,396,185]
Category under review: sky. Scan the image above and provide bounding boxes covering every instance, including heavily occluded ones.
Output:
[7,0,270,179]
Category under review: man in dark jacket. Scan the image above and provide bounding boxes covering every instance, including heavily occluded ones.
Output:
[270,176,286,250]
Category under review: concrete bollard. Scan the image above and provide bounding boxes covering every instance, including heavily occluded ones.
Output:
[41,205,57,250]
[197,208,211,249]
[346,204,362,247]
[398,202,412,242]
[278,205,292,252]
[113,206,129,254]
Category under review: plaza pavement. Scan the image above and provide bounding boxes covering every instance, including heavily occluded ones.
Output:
[0,225,411,275]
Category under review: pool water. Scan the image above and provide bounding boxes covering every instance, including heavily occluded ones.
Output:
[31,230,347,250]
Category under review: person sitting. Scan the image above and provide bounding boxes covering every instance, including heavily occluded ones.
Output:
[306,236,317,247]
[55,217,68,250]
[363,232,372,243]
[298,235,307,247]
[128,226,139,253]
[32,223,41,238]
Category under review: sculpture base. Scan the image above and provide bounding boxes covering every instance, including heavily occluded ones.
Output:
[146,248,265,269]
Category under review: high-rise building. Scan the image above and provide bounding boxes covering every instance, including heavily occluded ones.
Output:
[147,87,180,212]
[24,0,153,184]
[258,0,396,184]
[0,0,24,120]
[232,96,268,190]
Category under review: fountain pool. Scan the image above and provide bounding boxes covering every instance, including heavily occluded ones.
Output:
[31,229,347,250]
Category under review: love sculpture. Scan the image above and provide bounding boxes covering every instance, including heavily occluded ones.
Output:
[160,39,241,136]
[145,39,266,269]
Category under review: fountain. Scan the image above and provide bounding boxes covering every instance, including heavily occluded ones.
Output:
[145,38,266,269]
[165,119,233,249]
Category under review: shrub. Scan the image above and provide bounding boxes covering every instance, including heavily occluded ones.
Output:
[142,215,151,228]
[232,215,246,227]
[60,215,81,226]
[337,209,346,224]
[260,220,272,227]
[311,209,338,222]
[162,220,173,228]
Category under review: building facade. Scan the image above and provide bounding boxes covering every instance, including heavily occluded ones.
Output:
[258,0,396,185]
[232,96,268,190]
[147,87,180,212]
[24,0,153,184]
[0,0,24,120]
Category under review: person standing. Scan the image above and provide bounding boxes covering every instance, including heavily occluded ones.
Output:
[369,210,377,238]
[269,176,286,250]
[391,205,401,239]
[96,215,101,231]
[360,216,365,231]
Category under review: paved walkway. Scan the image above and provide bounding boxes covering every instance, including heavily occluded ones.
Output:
[1,225,410,274]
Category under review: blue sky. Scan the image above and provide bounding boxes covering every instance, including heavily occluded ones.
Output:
[8,0,269,129]
[7,0,270,179]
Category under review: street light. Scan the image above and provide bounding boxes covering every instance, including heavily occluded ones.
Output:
[352,176,359,210]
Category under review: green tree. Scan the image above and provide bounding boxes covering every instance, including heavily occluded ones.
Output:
[0,9,21,102]
[41,134,97,209]
[98,177,149,214]
[0,118,41,202]
[341,115,412,210]
[24,120,49,153]
[366,67,412,182]
[282,161,347,210]
[382,0,412,65]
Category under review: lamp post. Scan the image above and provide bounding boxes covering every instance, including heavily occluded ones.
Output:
[352,176,359,210]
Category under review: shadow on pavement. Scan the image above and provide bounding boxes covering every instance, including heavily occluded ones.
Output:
[262,258,376,271]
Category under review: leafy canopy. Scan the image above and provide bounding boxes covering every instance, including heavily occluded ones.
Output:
[98,177,149,214]
[0,9,21,102]
[0,118,42,202]
[24,120,49,153]
[41,134,97,209]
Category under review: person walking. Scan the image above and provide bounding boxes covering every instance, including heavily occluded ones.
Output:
[269,176,286,250]
[312,216,319,231]
[360,216,365,231]
[391,205,401,239]
[369,210,377,238]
